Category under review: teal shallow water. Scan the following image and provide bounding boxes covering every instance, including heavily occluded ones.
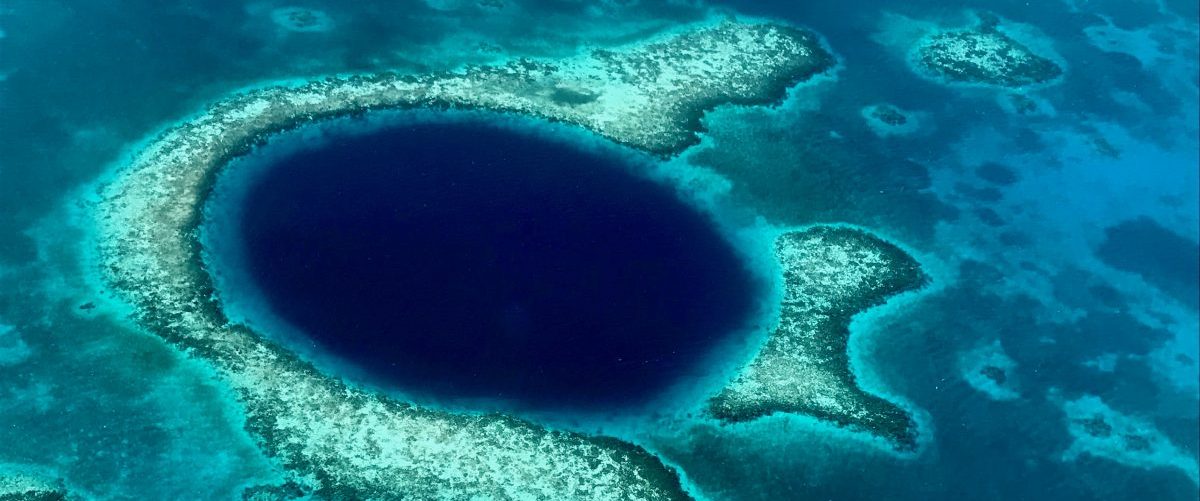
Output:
[1,1,1197,499]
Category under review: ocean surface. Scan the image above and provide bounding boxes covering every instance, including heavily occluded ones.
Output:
[0,0,1197,499]
[207,118,761,412]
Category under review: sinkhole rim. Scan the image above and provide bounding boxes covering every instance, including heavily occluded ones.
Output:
[198,110,775,416]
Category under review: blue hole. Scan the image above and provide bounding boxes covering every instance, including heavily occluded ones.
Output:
[231,119,762,411]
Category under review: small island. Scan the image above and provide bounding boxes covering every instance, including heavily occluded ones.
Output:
[710,226,928,450]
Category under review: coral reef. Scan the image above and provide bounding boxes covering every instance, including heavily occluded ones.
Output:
[710,226,928,450]
[0,473,68,501]
[958,340,1020,400]
[1061,394,1199,486]
[91,19,833,498]
[861,103,923,137]
[912,15,1062,88]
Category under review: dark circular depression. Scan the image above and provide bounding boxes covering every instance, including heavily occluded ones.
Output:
[231,120,762,410]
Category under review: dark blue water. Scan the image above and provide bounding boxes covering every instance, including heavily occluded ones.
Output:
[237,121,761,410]
[1099,217,1200,308]
[2,1,1196,498]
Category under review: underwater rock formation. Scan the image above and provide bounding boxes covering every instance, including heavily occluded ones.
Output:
[710,226,928,450]
[91,19,833,499]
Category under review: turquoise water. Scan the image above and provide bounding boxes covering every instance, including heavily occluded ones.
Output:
[0,1,1197,499]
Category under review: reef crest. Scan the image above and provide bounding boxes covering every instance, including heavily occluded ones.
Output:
[710,226,928,449]
[912,14,1063,88]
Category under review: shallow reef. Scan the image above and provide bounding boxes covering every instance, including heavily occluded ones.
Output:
[0,473,68,501]
[1060,393,1199,486]
[269,7,334,33]
[958,340,1020,401]
[710,226,928,450]
[861,103,923,137]
[90,18,839,498]
[912,15,1063,88]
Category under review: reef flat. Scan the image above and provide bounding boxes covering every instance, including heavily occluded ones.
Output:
[911,14,1063,88]
[90,19,832,499]
[0,473,67,501]
[710,226,928,450]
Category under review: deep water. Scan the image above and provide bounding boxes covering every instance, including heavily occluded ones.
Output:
[231,121,760,410]
[0,0,1197,499]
